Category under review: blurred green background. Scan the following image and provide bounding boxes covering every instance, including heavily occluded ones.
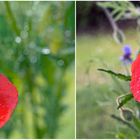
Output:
[0,1,75,139]
[76,1,140,139]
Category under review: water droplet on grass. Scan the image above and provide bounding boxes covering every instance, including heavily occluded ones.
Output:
[57,59,64,66]
[41,48,50,55]
[15,36,21,44]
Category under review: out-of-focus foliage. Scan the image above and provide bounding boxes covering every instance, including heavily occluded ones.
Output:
[0,1,75,139]
[98,1,140,21]
[76,33,139,138]
[77,1,140,33]
[77,1,140,139]
[97,1,140,139]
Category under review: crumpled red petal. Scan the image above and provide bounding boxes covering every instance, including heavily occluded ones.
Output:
[0,74,18,128]
[130,54,140,102]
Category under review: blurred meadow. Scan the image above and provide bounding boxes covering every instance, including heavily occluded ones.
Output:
[76,1,140,139]
[0,1,75,139]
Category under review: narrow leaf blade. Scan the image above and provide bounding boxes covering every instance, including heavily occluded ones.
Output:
[117,94,133,109]
[98,68,131,81]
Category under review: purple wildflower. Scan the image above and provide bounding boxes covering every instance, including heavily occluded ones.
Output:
[120,45,132,64]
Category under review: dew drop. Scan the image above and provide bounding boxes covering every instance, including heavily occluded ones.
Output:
[15,36,21,44]
[41,48,50,55]
[30,56,37,64]
[57,59,64,66]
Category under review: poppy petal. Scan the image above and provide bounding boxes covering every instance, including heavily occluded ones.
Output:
[0,74,18,128]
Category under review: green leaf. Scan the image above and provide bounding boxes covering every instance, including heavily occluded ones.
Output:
[117,94,133,109]
[98,68,131,81]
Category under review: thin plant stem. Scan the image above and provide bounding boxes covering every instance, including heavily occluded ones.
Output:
[111,114,138,133]
[103,7,118,31]
[4,1,20,36]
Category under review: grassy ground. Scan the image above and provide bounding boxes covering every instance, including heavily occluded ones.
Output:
[76,29,139,138]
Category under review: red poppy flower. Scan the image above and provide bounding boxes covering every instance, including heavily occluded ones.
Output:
[130,54,140,102]
[0,74,18,128]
